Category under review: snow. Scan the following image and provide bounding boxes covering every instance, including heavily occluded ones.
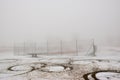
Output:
[43,66,65,72]
[96,72,120,80]
[10,65,32,71]
[0,49,120,80]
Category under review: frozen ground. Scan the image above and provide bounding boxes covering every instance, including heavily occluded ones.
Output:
[0,51,120,80]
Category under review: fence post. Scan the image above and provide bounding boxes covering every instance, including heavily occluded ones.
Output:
[60,40,62,55]
[23,42,26,54]
[76,40,78,55]
[13,43,16,55]
[34,42,36,53]
[47,40,49,54]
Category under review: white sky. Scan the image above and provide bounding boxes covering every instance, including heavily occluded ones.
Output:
[0,0,120,46]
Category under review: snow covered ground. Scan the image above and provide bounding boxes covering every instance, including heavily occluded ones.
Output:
[0,50,120,80]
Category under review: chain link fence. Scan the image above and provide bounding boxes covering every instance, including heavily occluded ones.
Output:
[14,39,96,57]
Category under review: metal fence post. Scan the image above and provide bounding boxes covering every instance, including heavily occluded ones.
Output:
[47,40,49,54]
[76,40,78,55]
[60,40,62,55]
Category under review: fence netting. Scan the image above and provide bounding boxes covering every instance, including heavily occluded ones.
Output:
[14,39,96,56]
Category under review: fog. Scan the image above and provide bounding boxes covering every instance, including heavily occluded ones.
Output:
[0,0,120,47]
